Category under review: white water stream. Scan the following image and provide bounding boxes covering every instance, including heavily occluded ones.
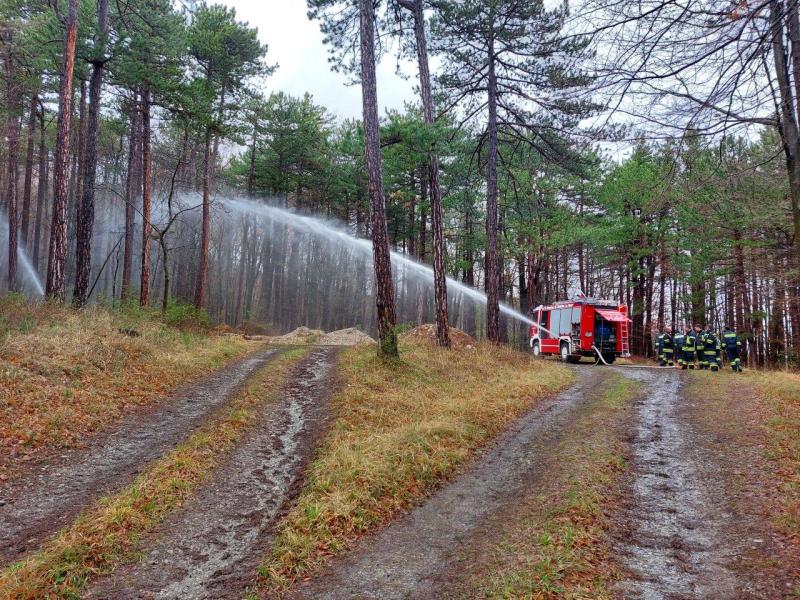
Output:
[0,210,45,296]
[219,196,536,329]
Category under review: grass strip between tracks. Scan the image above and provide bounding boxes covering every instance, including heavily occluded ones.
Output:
[465,374,636,599]
[258,338,574,590]
[0,347,309,600]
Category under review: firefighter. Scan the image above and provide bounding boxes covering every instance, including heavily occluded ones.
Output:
[723,326,743,372]
[655,331,665,364]
[661,328,675,366]
[682,327,697,369]
[703,329,721,372]
[694,325,707,369]
[674,329,686,368]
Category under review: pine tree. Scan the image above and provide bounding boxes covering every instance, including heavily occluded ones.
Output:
[432,0,593,340]
[394,0,450,347]
[45,0,80,300]
[308,0,398,356]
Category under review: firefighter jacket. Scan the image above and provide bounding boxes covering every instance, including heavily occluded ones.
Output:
[683,332,697,351]
[661,333,674,351]
[695,332,705,353]
[674,333,685,350]
[703,331,721,355]
[723,330,741,350]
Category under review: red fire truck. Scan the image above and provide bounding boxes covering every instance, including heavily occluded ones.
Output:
[529,298,630,363]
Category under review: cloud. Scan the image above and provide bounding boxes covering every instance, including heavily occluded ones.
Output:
[222,0,418,120]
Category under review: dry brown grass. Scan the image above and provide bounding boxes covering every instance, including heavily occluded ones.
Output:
[258,337,574,589]
[749,371,800,538]
[687,369,800,595]
[0,347,309,600]
[0,296,256,476]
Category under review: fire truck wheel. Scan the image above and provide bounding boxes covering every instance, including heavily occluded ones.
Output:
[532,341,541,357]
[560,342,570,362]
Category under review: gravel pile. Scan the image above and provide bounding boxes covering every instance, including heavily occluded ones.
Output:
[271,327,323,344]
[318,328,376,346]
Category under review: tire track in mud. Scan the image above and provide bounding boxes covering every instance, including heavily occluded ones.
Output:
[613,369,741,600]
[290,366,614,600]
[86,346,338,600]
[0,347,282,565]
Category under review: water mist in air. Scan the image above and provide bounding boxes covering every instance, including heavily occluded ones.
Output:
[215,195,533,342]
[0,210,45,297]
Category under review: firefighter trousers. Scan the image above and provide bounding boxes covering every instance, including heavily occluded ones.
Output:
[705,351,719,372]
[726,348,742,371]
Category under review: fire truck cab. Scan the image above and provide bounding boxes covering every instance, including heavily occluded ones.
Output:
[529,298,630,363]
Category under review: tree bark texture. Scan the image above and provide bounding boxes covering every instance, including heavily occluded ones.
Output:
[140,87,152,307]
[73,0,108,306]
[359,0,397,356]
[45,0,79,300]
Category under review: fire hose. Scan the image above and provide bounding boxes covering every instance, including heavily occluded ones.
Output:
[591,345,677,369]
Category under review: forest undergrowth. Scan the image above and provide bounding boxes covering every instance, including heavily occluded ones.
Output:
[0,293,256,477]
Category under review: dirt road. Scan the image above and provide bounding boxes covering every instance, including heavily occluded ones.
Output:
[0,348,282,565]
[291,366,788,600]
[3,352,793,599]
[291,366,615,599]
[613,370,741,599]
[86,347,338,600]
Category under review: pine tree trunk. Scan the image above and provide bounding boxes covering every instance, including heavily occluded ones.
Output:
[4,32,20,291]
[121,94,140,300]
[359,0,397,356]
[247,124,257,197]
[69,80,87,274]
[73,0,108,306]
[194,128,212,310]
[783,1,800,265]
[21,93,37,249]
[44,0,78,301]
[485,36,501,342]
[234,218,249,324]
[657,256,666,330]
[400,0,450,347]
[140,87,152,307]
[33,107,48,271]
[160,237,170,313]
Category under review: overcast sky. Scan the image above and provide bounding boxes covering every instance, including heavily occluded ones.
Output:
[221,0,418,120]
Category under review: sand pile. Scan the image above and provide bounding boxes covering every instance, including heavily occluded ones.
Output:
[271,326,323,344]
[318,328,376,346]
[401,324,477,349]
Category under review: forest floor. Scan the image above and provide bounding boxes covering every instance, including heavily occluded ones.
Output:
[1,307,798,600]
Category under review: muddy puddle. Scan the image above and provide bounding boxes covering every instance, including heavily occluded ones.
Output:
[0,348,282,565]
[86,346,337,600]
[613,369,741,599]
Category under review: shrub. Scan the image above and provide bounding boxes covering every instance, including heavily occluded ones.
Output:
[164,301,210,331]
